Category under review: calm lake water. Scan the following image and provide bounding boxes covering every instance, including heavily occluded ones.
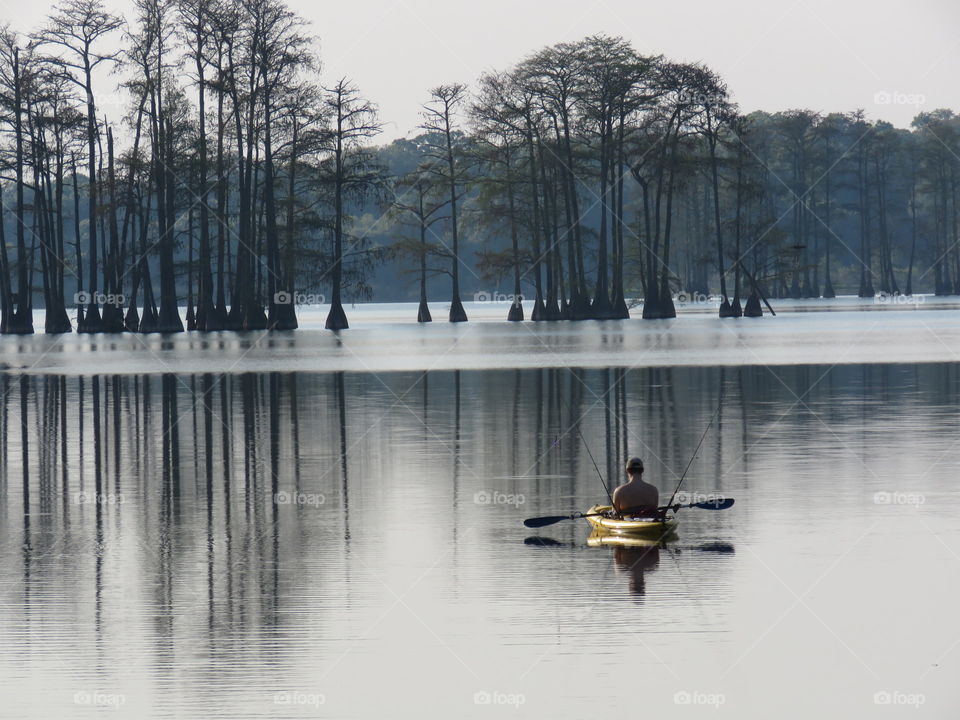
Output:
[1,301,959,718]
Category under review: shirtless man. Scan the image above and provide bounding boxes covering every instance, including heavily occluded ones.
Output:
[612,457,659,517]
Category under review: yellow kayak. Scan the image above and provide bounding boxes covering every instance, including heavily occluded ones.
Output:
[585,504,678,538]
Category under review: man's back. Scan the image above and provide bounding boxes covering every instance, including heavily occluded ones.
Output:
[612,479,659,517]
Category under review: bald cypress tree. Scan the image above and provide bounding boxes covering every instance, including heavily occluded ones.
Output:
[320,78,384,331]
[34,0,123,333]
[0,34,35,334]
[421,84,469,323]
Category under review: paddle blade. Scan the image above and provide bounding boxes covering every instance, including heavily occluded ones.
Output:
[692,498,734,510]
[523,515,571,528]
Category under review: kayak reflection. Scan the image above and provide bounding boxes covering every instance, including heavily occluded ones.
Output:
[523,534,734,597]
[587,533,736,596]
[588,531,665,596]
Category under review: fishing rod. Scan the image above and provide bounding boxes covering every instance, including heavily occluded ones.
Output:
[556,380,614,507]
[556,374,725,517]
[571,407,615,507]
[665,383,726,510]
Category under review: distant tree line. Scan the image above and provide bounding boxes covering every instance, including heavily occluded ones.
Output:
[0,2,956,334]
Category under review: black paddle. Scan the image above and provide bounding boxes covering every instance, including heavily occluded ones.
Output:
[522,498,734,529]
[523,537,736,553]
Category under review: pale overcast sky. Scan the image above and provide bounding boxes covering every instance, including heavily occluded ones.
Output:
[9,0,960,141]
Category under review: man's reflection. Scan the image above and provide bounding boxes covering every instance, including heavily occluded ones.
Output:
[588,532,663,596]
[613,544,660,596]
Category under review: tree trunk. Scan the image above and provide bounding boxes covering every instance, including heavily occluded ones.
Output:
[822,143,835,298]
[264,78,296,330]
[79,63,101,332]
[709,123,732,318]
[326,98,349,330]
[9,48,34,334]
[158,118,184,332]
[610,109,629,320]
[525,125,545,321]
[101,127,124,332]
[591,117,613,319]
[417,186,432,323]
[445,106,467,323]
[193,35,217,331]
[505,152,523,322]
